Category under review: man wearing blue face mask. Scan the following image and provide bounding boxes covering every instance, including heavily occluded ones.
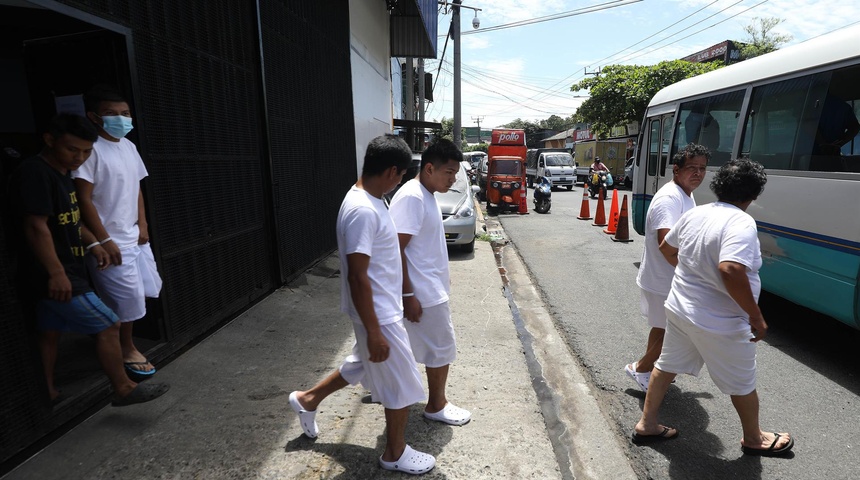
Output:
[73,85,163,382]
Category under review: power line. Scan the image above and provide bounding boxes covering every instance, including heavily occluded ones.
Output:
[460,0,643,35]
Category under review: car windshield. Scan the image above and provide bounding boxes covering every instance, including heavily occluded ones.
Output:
[490,159,522,175]
[449,165,469,193]
[545,154,574,166]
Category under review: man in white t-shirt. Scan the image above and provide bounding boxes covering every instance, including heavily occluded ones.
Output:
[624,143,709,392]
[289,136,435,475]
[389,138,471,426]
[74,86,163,382]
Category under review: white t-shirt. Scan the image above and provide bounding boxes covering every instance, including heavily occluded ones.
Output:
[72,137,148,249]
[664,202,763,334]
[389,179,450,308]
[337,185,403,325]
[636,181,695,295]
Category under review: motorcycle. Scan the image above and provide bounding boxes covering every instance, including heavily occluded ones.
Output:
[533,176,552,214]
[587,170,612,199]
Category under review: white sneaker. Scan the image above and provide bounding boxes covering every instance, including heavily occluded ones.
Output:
[288,391,318,438]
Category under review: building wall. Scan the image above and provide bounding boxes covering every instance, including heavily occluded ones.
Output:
[349,0,394,172]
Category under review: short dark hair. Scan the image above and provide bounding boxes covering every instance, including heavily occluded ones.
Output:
[673,143,711,168]
[46,114,98,143]
[421,138,461,169]
[710,158,767,203]
[84,84,128,113]
[362,135,412,176]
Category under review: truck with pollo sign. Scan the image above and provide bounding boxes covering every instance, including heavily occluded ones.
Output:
[484,129,527,212]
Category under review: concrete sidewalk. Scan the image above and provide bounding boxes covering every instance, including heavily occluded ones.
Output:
[5,219,636,479]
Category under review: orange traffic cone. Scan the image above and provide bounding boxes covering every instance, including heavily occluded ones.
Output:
[592,188,607,226]
[576,187,592,220]
[603,192,620,234]
[517,185,529,215]
[611,195,634,243]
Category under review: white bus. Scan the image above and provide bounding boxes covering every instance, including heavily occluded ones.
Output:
[632,25,860,329]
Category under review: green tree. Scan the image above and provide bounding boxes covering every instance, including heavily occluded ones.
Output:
[463,143,488,153]
[739,17,792,60]
[571,60,723,137]
[433,117,465,142]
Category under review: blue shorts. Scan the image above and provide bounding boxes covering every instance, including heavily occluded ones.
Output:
[36,292,120,334]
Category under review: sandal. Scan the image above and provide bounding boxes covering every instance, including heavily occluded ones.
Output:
[742,433,794,457]
[379,445,435,475]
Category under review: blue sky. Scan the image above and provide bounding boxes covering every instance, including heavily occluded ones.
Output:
[423,0,860,130]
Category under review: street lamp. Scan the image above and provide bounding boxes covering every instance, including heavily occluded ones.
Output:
[441,0,481,149]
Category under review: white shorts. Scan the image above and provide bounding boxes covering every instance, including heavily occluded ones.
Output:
[403,301,457,368]
[655,309,757,396]
[87,243,163,322]
[339,320,425,410]
[640,289,668,329]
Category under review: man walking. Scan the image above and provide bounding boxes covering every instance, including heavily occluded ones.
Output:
[389,138,471,426]
[288,135,434,475]
[625,143,709,392]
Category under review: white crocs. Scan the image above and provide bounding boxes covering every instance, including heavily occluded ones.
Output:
[423,403,472,426]
[625,362,651,392]
[288,391,318,438]
[379,445,436,475]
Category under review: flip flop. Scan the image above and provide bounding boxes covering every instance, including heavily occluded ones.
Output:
[423,403,472,426]
[289,391,319,438]
[379,445,436,475]
[631,426,679,444]
[741,433,794,457]
[124,361,156,382]
[112,382,170,407]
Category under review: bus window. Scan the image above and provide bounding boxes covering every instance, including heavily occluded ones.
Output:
[673,90,744,165]
[810,64,860,171]
[647,119,660,176]
[660,113,673,174]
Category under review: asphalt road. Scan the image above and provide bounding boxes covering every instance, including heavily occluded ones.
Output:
[491,185,860,480]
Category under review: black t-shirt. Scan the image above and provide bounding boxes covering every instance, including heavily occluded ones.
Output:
[10,156,92,298]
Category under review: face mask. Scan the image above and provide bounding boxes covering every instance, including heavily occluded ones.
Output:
[100,115,134,139]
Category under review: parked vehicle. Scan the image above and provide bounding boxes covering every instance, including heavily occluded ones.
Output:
[486,129,527,211]
[622,157,634,189]
[525,148,576,190]
[587,170,611,199]
[533,176,552,213]
[462,151,487,170]
[476,155,489,199]
[436,163,480,252]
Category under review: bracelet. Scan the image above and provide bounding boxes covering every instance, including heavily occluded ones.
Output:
[402,292,415,297]
[99,237,114,245]
[85,242,101,251]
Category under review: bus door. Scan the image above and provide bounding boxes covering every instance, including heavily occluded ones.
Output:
[634,111,674,232]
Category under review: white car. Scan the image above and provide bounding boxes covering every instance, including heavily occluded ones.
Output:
[435,163,478,252]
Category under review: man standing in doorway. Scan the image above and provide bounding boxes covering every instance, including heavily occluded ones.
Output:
[625,143,710,392]
[74,85,163,382]
[389,138,472,426]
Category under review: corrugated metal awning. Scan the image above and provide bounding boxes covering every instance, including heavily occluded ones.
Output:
[390,0,437,58]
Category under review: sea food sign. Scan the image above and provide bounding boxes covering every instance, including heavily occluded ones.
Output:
[491,129,526,145]
[682,40,741,64]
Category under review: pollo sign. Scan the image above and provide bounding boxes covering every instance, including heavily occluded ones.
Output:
[491,129,525,146]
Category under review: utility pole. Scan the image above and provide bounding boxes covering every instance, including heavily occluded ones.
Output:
[452,0,462,149]
[472,115,484,143]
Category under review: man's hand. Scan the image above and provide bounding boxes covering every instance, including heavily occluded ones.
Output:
[138,222,150,245]
[404,296,423,323]
[89,245,111,270]
[102,240,123,265]
[367,330,390,362]
[47,272,72,302]
[749,314,768,342]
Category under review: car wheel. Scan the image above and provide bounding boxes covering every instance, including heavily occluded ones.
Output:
[461,237,475,253]
[527,176,533,188]
[566,185,573,190]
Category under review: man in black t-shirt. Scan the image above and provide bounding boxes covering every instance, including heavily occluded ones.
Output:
[11,114,168,407]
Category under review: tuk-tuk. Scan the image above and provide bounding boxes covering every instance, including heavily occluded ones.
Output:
[486,155,525,211]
